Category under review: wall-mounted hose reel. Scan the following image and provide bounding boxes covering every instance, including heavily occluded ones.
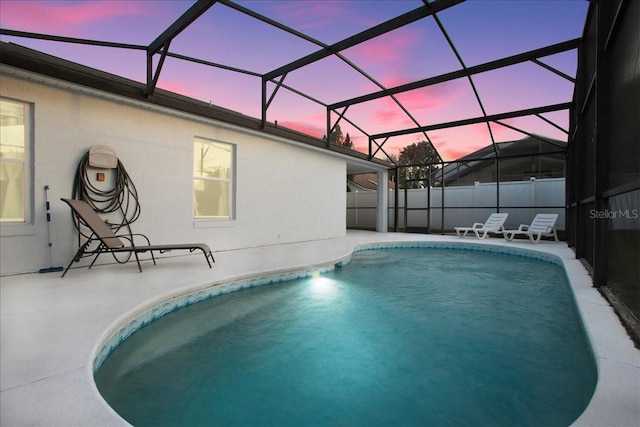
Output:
[71,146,141,256]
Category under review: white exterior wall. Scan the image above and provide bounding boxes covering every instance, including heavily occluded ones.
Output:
[0,73,347,275]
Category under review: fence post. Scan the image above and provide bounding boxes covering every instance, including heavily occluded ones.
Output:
[530,177,536,220]
[354,191,358,227]
[474,181,480,219]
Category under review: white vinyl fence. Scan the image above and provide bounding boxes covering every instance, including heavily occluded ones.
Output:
[347,178,565,232]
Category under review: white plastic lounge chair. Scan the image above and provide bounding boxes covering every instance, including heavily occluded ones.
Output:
[454,213,509,239]
[61,198,215,277]
[503,213,559,243]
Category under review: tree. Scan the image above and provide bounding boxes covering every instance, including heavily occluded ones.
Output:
[323,124,353,149]
[397,140,440,189]
[329,123,343,145]
[342,132,353,149]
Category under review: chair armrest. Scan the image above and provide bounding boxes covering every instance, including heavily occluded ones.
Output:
[472,223,483,228]
[118,233,152,247]
[517,224,529,231]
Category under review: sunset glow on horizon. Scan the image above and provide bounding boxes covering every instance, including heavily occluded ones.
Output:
[0,0,589,161]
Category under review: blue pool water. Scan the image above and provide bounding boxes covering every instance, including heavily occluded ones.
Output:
[95,247,597,426]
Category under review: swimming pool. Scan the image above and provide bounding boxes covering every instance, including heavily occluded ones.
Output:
[94,245,597,426]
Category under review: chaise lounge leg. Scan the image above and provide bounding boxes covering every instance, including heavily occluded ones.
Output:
[132,250,143,273]
[61,243,90,278]
[88,251,103,270]
[61,255,79,278]
[203,252,215,267]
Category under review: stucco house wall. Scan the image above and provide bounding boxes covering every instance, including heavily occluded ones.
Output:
[0,71,349,275]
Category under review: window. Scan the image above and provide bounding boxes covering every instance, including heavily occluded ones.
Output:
[193,137,234,219]
[1,98,31,223]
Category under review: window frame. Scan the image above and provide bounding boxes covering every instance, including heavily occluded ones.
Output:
[192,136,236,223]
[0,97,34,235]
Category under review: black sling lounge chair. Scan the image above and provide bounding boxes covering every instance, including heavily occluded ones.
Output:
[60,198,214,277]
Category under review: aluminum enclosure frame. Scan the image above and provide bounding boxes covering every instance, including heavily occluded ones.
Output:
[1,0,578,167]
[566,0,639,338]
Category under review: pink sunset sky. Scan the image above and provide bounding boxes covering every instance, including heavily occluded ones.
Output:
[0,0,588,161]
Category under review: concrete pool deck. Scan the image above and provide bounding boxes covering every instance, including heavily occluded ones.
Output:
[1,230,638,426]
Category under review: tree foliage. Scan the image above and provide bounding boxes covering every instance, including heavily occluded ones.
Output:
[398,140,440,165]
[324,124,353,148]
[343,132,353,149]
[397,140,440,189]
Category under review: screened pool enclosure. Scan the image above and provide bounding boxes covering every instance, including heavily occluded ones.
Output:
[1,0,637,337]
